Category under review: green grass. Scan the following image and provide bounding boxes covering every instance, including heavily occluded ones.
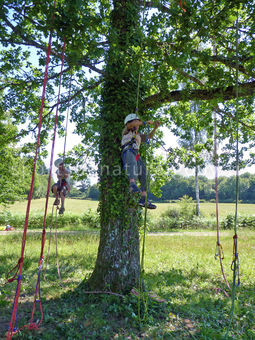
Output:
[2,199,255,218]
[149,201,255,219]
[0,198,99,214]
[0,231,254,339]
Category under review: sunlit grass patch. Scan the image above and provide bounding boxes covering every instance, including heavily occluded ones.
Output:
[0,231,254,339]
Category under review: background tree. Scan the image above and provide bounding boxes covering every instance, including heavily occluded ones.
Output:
[174,102,212,215]
[0,112,32,204]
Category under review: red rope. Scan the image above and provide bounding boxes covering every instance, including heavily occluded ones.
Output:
[39,39,66,264]
[6,1,57,339]
[29,39,66,329]
[63,69,73,164]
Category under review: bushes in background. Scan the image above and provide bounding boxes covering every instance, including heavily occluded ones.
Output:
[1,206,254,232]
[0,209,100,230]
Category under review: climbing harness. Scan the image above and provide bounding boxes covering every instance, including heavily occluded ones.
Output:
[121,133,140,169]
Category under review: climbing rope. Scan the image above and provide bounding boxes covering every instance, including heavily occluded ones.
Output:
[55,205,63,283]
[138,124,151,323]
[6,2,57,338]
[135,0,150,323]
[62,68,73,164]
[27,38,67,331]
[226,11,240,336]
[212,34,231,293]
[44,63,72,287]
[214,110,231,293]
[135,0,146,115]
[44,205,56,278]
[137,0,187,322]
[44,205,63,284]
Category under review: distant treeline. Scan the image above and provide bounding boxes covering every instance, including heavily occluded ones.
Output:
[149,172,255,203]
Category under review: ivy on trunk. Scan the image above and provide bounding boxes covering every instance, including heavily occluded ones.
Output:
[88,0,143,293]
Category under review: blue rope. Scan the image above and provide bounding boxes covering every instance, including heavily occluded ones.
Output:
[9,275,22,332]
[34,265,42,303]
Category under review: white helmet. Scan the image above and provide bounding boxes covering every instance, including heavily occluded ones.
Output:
[54,158,64,167]
[124,113,140,125]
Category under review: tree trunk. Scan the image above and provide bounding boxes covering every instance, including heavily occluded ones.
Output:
[88,210,141,292]
[195,165,200,216]
[87,0,142,293]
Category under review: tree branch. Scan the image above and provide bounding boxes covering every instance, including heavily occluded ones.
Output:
[216,107,255,133]
[1,17,104,75]
[45,79,102,113]
[156,40,252,77]
[142,1,171,13]
[142,81,255,110]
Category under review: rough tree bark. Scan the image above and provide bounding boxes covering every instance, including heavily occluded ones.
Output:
[87,0,142,293]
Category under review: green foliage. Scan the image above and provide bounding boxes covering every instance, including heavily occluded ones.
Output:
[178,195,196,219]
[221,214,236,230]
[0,148,32,204]
[87,184,100,200]
[150,173,255,204]
[81,208,100,228]
[0,210,100,230]
[221,213,255,230]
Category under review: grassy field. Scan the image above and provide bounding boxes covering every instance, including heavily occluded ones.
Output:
[1,198,255,218]
[0,198,99,214]
[0,231,254,339]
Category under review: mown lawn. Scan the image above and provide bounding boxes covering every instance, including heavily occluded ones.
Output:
[1,198,255,218]
[0,198,99,215]
[0,230,254,339]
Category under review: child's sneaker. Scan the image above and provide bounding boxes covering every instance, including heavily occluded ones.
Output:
[138,197,157,209]
[54,198,60,206]
[59,207,65,214]
[130,182,141,193]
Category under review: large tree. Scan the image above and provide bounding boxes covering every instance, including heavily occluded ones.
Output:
[1,0,255,292]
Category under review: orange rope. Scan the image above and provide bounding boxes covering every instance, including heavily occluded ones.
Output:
[177,0,186,12]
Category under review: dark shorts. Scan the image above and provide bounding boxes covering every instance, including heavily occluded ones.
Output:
[51,179,69,197]
[122,149,147,192]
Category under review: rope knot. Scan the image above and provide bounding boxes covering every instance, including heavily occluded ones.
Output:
[28,323,39,330]
[39,257,44,266]
[6,258,24,283]
[18,257,24,265]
